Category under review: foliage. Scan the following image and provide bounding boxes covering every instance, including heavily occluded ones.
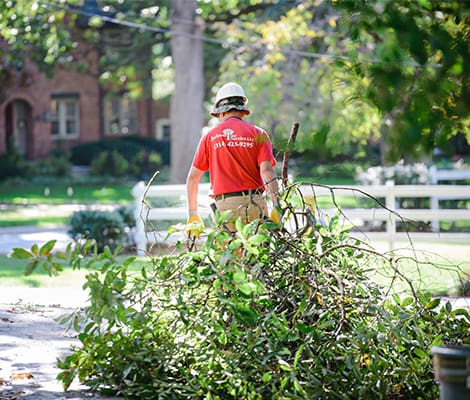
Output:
[70,137,167,177]
[129,150,163,180]
[0,0,78,81]
[70,139,142,166]
[334,0,470,161]
[215,0,470,163]
[120,135,170,166]
[47,187,470,399]
[90,151,129,178]
[31,155,72,178]
[10,240,65,277]
[68,209,126,252]
[216,3,382,161]
[116,205,136,229]
[0,147,30,182]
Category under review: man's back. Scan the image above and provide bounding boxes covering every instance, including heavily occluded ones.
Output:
[193,116,274,196]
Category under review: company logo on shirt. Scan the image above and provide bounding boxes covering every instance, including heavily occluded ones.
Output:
[223,128,235,140]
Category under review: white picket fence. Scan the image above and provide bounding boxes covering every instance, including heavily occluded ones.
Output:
[132,178,470,254]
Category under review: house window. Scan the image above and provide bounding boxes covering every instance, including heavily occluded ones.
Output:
[50,94,80,139]
[104,95,138,135]
[156,118,171,141]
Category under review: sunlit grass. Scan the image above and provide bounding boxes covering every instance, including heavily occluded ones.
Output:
[366,241,470,296]
[0,214,69,228]
[0,254,150,288]
[0,184,134,205]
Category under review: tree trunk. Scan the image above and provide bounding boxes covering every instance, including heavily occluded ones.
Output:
[169,0,204,183]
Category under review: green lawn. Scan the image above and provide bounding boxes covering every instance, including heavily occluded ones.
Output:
[0,254,149,288]
[0,254,89,287]
[0,213,69,228]
[0,183,134,205]
[0,183,135,227]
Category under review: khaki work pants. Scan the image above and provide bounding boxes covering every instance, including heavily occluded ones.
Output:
[214,193,268,232]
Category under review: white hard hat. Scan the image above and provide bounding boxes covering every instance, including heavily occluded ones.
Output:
[211,82,250,117]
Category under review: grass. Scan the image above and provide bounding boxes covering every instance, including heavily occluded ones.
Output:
[0,254,89,288]
[0,183,134,205]
[0,213,69,228]
[0,182,136,227]
[365,240,470,296]
[0,254,149,288]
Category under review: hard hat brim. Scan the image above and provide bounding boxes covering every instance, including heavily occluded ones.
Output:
[211,104,251,117]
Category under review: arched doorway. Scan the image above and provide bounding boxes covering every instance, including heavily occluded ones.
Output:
[4,99,33,159]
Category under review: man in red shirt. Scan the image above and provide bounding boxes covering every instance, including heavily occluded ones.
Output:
[186,82,280,235]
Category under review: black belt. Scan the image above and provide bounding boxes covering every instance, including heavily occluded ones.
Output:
[215,190,261,200]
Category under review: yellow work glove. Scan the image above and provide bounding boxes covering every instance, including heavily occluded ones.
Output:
[186,215,205,239]
[269,204,282,227]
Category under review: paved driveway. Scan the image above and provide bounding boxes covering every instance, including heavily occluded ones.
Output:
[0,226,72,255]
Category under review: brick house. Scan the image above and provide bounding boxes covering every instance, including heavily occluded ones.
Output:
[0,20,170,162]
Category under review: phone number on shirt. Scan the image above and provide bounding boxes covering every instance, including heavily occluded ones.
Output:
[214,141,253,150]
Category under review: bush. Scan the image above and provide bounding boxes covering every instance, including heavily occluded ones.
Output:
[120,135,170,165]
[70,137,169,167]
[68,209,126,252]
[55,186,470,399]
[90,151,129,177]
[128,150,163,180]
[32,156,72,178]
[70,139,142,166]
[0,148,30,182]
[116,205,136,228]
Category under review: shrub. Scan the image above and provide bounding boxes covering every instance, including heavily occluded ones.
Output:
[55,185,470,399]
[129,150,163,180]
[120,136,170,165]
[116,205,136,228]
[32,156,72,178]
[70,139,142,166]
[68,209,126,252]
[90,151,129,177]
[70,137,169,166]
[0,148,30,182]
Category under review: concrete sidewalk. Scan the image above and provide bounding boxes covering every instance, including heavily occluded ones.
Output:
[0,225,72,255]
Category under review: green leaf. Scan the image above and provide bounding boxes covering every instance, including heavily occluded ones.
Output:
[294,344,305,368]
[425,298,441,310]
[248,234,268,245]
[11,247,33,259]
[218,330,227,346]
[262,372,272,383]
[451,308,470,320]
[237,281,258,296]
[31,243,39,255]
[413,348,428,358]
[232,269,246,283]
[123,256,136,267]
[24,259,39,276]
[278,359,292,372]
[39,240,57,256]
[400,296,414,307]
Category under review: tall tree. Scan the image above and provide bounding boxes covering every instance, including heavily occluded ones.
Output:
[169,0,204,183]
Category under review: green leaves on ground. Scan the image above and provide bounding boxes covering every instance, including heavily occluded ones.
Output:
[54,192,469,399]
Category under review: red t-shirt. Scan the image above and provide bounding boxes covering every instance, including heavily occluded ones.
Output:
[192,116,276,197]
